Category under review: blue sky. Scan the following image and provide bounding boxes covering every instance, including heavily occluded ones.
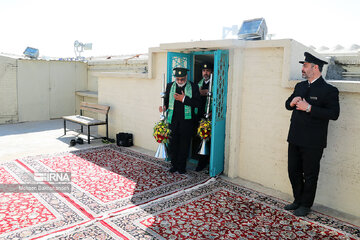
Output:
[0,0,359,58]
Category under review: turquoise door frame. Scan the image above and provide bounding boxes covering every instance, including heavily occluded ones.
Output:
[209,50,229,177]
[166,50,229,177]
[192,50,216,56]
[167,52,193,83]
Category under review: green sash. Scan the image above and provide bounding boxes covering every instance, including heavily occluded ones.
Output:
[198,78,205,89]
[167,82,192,124]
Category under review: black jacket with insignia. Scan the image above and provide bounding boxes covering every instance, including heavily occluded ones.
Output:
[285,77,340,148]
[164,81,201,124]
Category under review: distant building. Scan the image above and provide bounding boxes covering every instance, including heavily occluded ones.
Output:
[313,44,360,81]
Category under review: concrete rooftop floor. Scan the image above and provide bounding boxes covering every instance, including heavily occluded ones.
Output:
[0,119,359,228]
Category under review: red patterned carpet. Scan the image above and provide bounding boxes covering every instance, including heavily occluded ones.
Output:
[0,146,359,239]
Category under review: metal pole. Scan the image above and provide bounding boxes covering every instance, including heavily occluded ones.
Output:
[205,73,213,119]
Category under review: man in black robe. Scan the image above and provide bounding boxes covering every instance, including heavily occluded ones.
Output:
[285,52,340,216]
[195,62,213,171]
[160,68,201,174]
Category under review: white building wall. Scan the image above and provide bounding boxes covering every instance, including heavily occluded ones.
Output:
[232,47,290,190]
[49,61,87,118]
[97,51,164,149]
[17,60,51,121]
[318,91,360,215]
[0,56,18,124]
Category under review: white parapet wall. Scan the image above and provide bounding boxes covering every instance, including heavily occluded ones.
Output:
[0,57,88,124]
[95,50,163,150]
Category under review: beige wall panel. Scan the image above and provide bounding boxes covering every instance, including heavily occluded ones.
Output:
[98,52,166,149]
[225,48,248,178]
[74,62,88,92]
[87,74,98,92]
[49,62,76,118]
[0,56,18,124]
[236,48,291,193]
[315,92,360,215]
[17,60,50,122]
[49,61,87,118]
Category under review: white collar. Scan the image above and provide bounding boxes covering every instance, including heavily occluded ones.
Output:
[308,76,320,85]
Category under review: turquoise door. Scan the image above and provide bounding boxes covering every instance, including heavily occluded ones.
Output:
[165,50,229,176]
[167,52,193,83]
[209,50,229,177]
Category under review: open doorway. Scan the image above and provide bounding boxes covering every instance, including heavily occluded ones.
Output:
[190,54,215,171]
[194,54,215,85]
[166,50,229,176]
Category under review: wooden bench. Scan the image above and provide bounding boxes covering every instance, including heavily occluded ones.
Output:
[63,102,110,144]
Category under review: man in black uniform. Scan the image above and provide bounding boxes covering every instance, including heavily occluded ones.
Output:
[160,67,201,174]
[285,52,340,216]
[195,62,213,171]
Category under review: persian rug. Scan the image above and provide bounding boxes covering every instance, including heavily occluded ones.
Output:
[0,145,359,239]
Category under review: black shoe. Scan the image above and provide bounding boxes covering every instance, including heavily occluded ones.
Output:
[284,202,300,210]
[168,167,177,173]
[294,206,311,216]
[178,169,187,174]
[76,138,84,144]
[69,139,76,147]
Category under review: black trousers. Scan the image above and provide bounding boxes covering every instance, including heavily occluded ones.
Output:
[288,143,324,208]
[168,120,193,171]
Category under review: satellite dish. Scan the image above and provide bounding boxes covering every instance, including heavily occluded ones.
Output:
[74,40,92,60]
[74,40,80,48]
